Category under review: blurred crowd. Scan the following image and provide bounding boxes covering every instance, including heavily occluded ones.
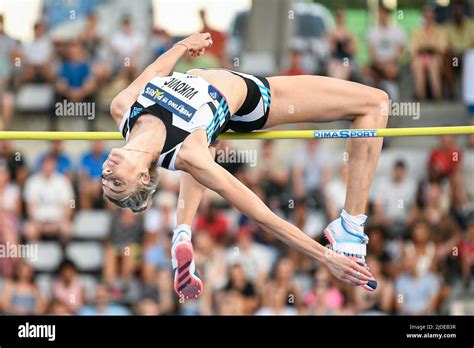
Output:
[0,1,473,316]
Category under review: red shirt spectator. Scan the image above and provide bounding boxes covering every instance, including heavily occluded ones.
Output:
[428,135,462,178]
[194,202,229,240]
[280,50,308,76]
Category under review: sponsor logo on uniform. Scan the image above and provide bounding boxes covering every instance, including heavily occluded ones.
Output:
[208,85,219,100]
[130,106,143,118]
[143,83,197,122]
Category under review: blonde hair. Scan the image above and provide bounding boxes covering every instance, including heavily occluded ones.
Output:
[104,161,159,213]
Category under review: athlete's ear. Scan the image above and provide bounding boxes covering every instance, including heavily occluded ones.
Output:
[139,169,151,184]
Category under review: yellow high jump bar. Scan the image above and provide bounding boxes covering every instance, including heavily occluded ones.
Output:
[0,126,473,141]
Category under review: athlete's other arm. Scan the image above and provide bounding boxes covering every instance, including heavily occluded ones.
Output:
[176,144,217,226]
[176,131,373,285]
[109,32,212,123]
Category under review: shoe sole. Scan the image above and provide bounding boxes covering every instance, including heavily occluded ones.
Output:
[324,228,377,292]
[173,242,203,299]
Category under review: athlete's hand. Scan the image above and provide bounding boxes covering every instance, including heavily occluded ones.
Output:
[324,248,373,286]
[178,32,213,57]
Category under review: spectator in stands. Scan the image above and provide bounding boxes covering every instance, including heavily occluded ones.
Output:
[292,138,330,229]
[403,220,437,275]
[353,256,394,314]
[78,283,130,315]
[143,191,176,248]
[142,192,176,283]
[198,9,227,66]
[395,253,440,315]
[411,6,448,100]
[155,268,177,314]
[133,297,160,315]
[223,264,258,314]
[78,12,102,61]
[110,16,144,80]
[444,1,474,99]
[140,267,177,315]
[0,14,19,130]
[48,298,71,315]
[36,141,73,178]
[266,257,302,312]
[55,40,97,124]
[280,50,308,76]
[372,160,417,235]
[78,12,110,85]
[325,163,348,222]
[409,181,462,274]
[52,260,85,314]
[255,283,298,315]
[195,200,230,243]
[23,155,74,242]
[250,139,289,206]
[103,208,144,297]
[216,290,246,315]
[193,230,227,291]
[226,226,276,283]
[18,22,54,85]
[459,215,474,287]
[365,225,396,277]
[57,40,96,98]
[327,10,357,80]
[0,140,29,188]
[0,160,21,277]
[428,135,469,211]
[79,140,108,209]
[303,267,345,315]
[149,28,174,62]
[1,262,46,315]
[365,6,406,100]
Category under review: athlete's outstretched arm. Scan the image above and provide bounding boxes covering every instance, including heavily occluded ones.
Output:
[110,32,213,122]
[176,132,373,285]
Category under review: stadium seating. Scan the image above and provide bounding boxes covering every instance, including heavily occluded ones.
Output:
[65,242,104,272]
[27,241,64,272]
[73,210,111,240]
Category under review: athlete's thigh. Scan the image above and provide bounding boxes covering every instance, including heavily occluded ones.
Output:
[264,75,383,128]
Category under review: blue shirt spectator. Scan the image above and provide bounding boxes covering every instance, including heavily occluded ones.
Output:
[78,303,131,315]
[35,141,72,175]
[59,60,91,89]
[78,284,131,315]
[55,42,96,101]
[395,271,440,314]
[80,148,108,180]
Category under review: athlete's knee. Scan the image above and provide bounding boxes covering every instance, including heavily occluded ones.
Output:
[110,94,129,119]
[365,88,389,128]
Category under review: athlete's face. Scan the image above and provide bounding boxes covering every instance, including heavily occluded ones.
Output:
[101,148,141,201]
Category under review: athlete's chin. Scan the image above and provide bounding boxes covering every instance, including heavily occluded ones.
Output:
[109,147,126,159]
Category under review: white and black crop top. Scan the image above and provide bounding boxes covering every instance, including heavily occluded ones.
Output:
[119,72,231,171]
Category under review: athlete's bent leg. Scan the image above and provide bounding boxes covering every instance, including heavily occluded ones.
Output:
[266,75,389,290]
[266,75,388,214]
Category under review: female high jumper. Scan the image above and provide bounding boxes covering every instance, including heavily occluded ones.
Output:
[102,32,388,299]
